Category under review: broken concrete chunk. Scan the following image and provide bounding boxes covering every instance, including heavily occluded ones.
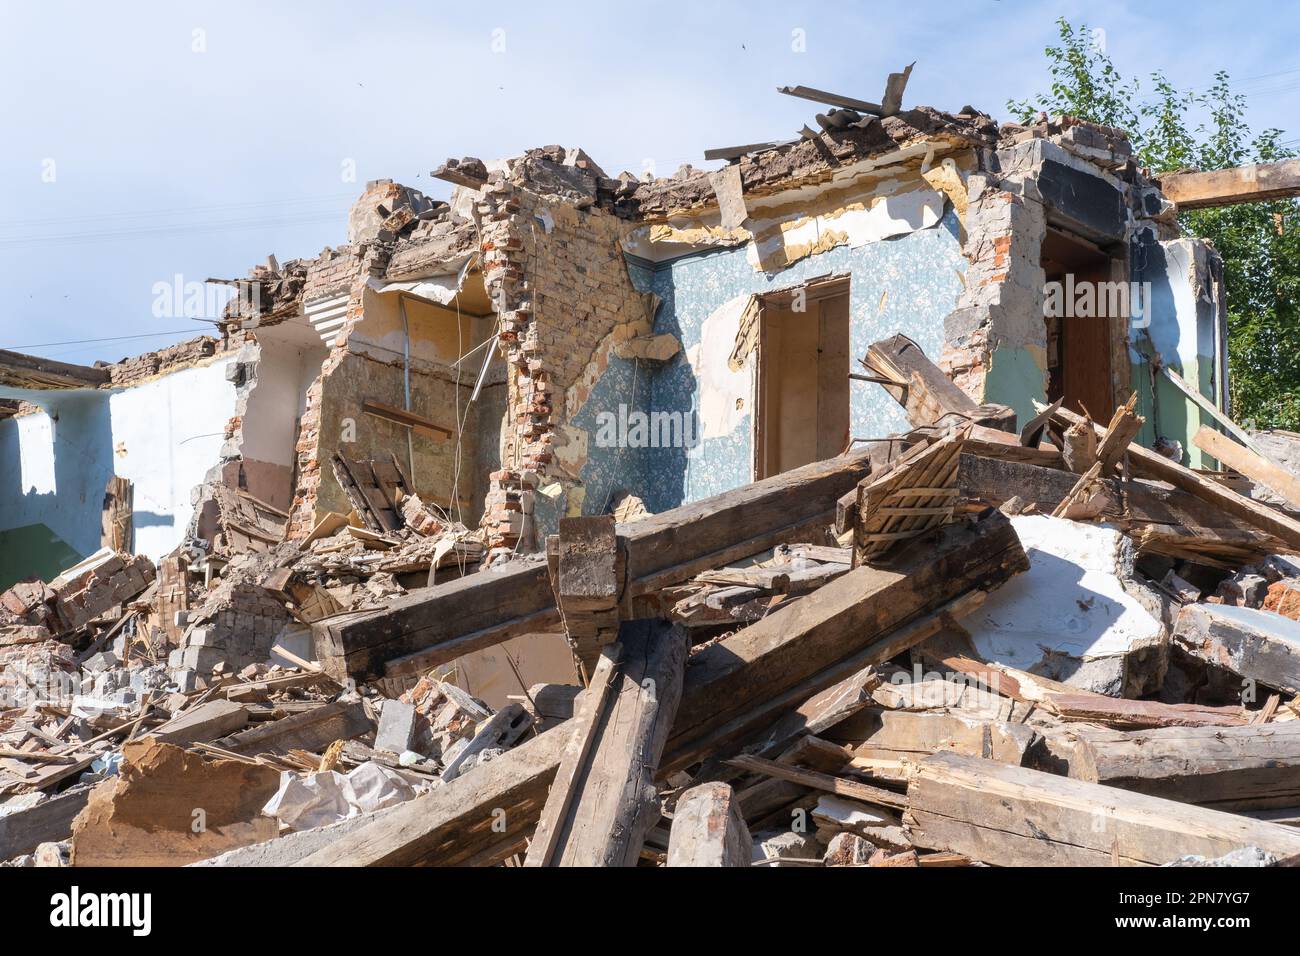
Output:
[374,700,417,755]
[958,515,1166,696]
[1174,603,1300,695]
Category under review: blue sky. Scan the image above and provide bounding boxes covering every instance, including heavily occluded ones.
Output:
[2,0,1296,365]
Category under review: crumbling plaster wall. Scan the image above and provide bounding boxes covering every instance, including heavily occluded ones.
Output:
[628,200,966,511]
[221,336,326,513]
[1129,231,1227,468]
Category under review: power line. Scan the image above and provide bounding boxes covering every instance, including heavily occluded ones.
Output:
[6,330,201,350]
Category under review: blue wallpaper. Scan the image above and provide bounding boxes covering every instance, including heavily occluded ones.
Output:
[574,207,966,515]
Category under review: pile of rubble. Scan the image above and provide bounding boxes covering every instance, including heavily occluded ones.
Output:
[7,332,1300,868]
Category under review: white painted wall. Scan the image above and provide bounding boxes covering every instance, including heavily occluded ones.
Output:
[240,341,323,468]
[108,357,238,560]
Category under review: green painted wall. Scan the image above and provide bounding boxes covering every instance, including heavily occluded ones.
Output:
[0,523,82,590]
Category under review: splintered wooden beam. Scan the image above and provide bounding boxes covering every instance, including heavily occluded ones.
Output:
[1070,722,1300,811]
[300,513,1024,866]
[551,516,625,675]
[907,751,1300,866]
[317,446,876,682]
[293,727,568,867]
[666,782,751,867]
[523,620,689,867]
[1096,393,1144,473]
[1045,402,1300,551]
[864,334,1015,432]
[1158,158,1300,210]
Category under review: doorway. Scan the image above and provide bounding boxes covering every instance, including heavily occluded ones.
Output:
[755,277,851,478]
[1042,228,1126,421]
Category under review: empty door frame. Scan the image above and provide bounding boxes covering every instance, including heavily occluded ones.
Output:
[753,275,852,480]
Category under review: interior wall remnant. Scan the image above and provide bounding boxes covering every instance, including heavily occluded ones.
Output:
[1129,231,1227,468]
[628,204,965,513]
[1040,227,1125,421]
[0,353,238,576]
[757,284,851,477]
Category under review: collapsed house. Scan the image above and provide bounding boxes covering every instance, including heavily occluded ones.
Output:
[6,73,1300,867]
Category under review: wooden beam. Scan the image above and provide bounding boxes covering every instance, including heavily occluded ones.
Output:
[525,621,688,867]
[1162,368,1261,455]
[293,727,567,867]
[361,399,453,440]
[317,446,876,682]
[1045,402,1300,551]
[907,751,1300,866]
[864,334,1015,432]
[662,511,1027,775]
[1071,722,1300,811]
[1158,158,1300,210]
[525,646,624,866]
[726,753,906,809]
[552,516,625,674]
[216,701,372,757]
[298,514,1022,866]
[1194,425,1300,509]
[666,782,751,866]
[1096,393,1144,474]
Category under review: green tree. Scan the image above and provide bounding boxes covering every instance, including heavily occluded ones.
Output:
[1011,18,1300,431]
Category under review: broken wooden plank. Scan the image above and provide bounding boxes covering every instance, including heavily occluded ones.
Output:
[524,646,622,866]
[100,476,133,552]
[1070,722,1300,810]
[217,701,372,757]
[1158,158,1300,210]
[1046,402,1300,550]
[293,727,567,867]
[525,620,689,867]
[149,699,250,747]
[1194,425,1300,510]
[318,445,876,682]
[666,782,752,867]
[1100,395,1149,474]
[1046,693,1246,729]
[907,751,1300,866]
[726,753,906,809]
[864,334,1015,432]
[0,784,93,860]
